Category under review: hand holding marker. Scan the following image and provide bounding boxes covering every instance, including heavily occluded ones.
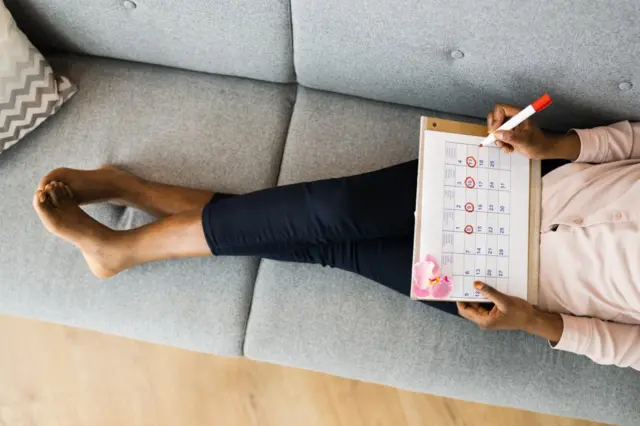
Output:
[480,94,552,147]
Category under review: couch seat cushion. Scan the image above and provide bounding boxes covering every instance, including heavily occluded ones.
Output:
[0,54,295,355]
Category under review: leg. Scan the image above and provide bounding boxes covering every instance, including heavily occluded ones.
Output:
[39,166,214,217]
[34,182,210,278]
[34,181,458,317]
[35,160,418,278]
[264,236,460,317]
[203,160,419,254]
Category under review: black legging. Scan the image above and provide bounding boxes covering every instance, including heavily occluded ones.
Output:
[202,159,568,316]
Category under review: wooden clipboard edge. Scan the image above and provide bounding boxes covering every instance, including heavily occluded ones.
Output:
[413,117,541,304]
[527,160,542,305]
[425,117,488,138]
[410,118,428,299]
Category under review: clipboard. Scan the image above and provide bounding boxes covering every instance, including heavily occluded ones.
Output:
[413,117,541,305]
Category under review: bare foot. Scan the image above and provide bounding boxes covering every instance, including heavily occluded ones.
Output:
[33,181,126,278]
[38,165,141,205]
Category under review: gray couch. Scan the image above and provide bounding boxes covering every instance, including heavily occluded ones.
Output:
[2,0,639,424]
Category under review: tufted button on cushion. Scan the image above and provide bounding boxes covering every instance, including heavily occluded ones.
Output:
[618,81,633,91]
[450,49,465,59]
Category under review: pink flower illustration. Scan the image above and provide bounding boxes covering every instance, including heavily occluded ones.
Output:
[412,255,453,299]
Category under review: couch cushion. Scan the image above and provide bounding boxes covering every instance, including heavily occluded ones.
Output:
[291,0,640,131]
[243,88,640,425]
[0,55,295,355]
[4,0,295,83]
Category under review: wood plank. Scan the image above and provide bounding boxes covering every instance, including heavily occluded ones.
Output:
[0,315,608,426]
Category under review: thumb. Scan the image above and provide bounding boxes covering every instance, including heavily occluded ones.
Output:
[473,281,510,310]
[494,130,525,146]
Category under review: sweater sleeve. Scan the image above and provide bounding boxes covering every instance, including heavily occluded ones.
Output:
[552,314,640,370]
[574,121,640,163]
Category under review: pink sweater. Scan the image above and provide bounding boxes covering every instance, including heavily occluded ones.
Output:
[539,121,640,370]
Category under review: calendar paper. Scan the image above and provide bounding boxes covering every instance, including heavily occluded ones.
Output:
[412,117,540,303]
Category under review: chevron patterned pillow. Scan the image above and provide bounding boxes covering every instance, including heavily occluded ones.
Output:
[0,1,77,156]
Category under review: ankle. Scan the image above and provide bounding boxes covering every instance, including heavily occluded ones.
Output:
[89,231,133,274]
[115,174,147,203]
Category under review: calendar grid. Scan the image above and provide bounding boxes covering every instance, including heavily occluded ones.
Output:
[444,141,511,171]
[441,141,511,299]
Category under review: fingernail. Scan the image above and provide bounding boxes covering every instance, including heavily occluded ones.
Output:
[474,282,484,290]
[494,131,504,139]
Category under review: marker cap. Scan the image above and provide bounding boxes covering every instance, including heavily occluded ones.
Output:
[531,93,552,112]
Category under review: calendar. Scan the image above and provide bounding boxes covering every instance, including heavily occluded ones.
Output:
[412,117,541,303]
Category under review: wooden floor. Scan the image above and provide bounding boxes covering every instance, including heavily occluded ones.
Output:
[0,315,607,426]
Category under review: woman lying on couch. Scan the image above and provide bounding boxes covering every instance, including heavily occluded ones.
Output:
[34,104,639,370]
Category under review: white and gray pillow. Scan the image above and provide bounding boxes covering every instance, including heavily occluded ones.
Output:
[0,0,77,155]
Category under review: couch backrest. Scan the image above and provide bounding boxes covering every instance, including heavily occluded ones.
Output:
[291,0,640,131]
[4,0,295,83]
[8,0,639,130]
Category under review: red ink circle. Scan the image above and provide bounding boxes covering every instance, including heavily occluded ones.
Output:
[465,176,476,188]
[466,156,477,168]
[464,202,475,212]
[464,225,474,234]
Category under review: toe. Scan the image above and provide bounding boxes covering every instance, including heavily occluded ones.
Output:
[49,183,75,207]
[33,190,53,212]
[39,168,72,191]
[64,184,74,199]
[59,183,75,201]
[36,189,47,203]
[46,185,62,208]
[33,191,43,210]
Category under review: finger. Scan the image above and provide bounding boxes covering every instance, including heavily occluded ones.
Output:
[457,301,480,315]
[459,301,491,314]
[494,130,527,147]
[494,103,522,119]
[474,282,510,311]
[491,105,505,131]
[458,305,494,329]
[457,303,480,321]
[517,119,533,131]
[487,112,495,132]
[494,130,514,142]
[470,302,492,314]
[495,140,515,153]
[457,302,476,313]
[457,302,493,325]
